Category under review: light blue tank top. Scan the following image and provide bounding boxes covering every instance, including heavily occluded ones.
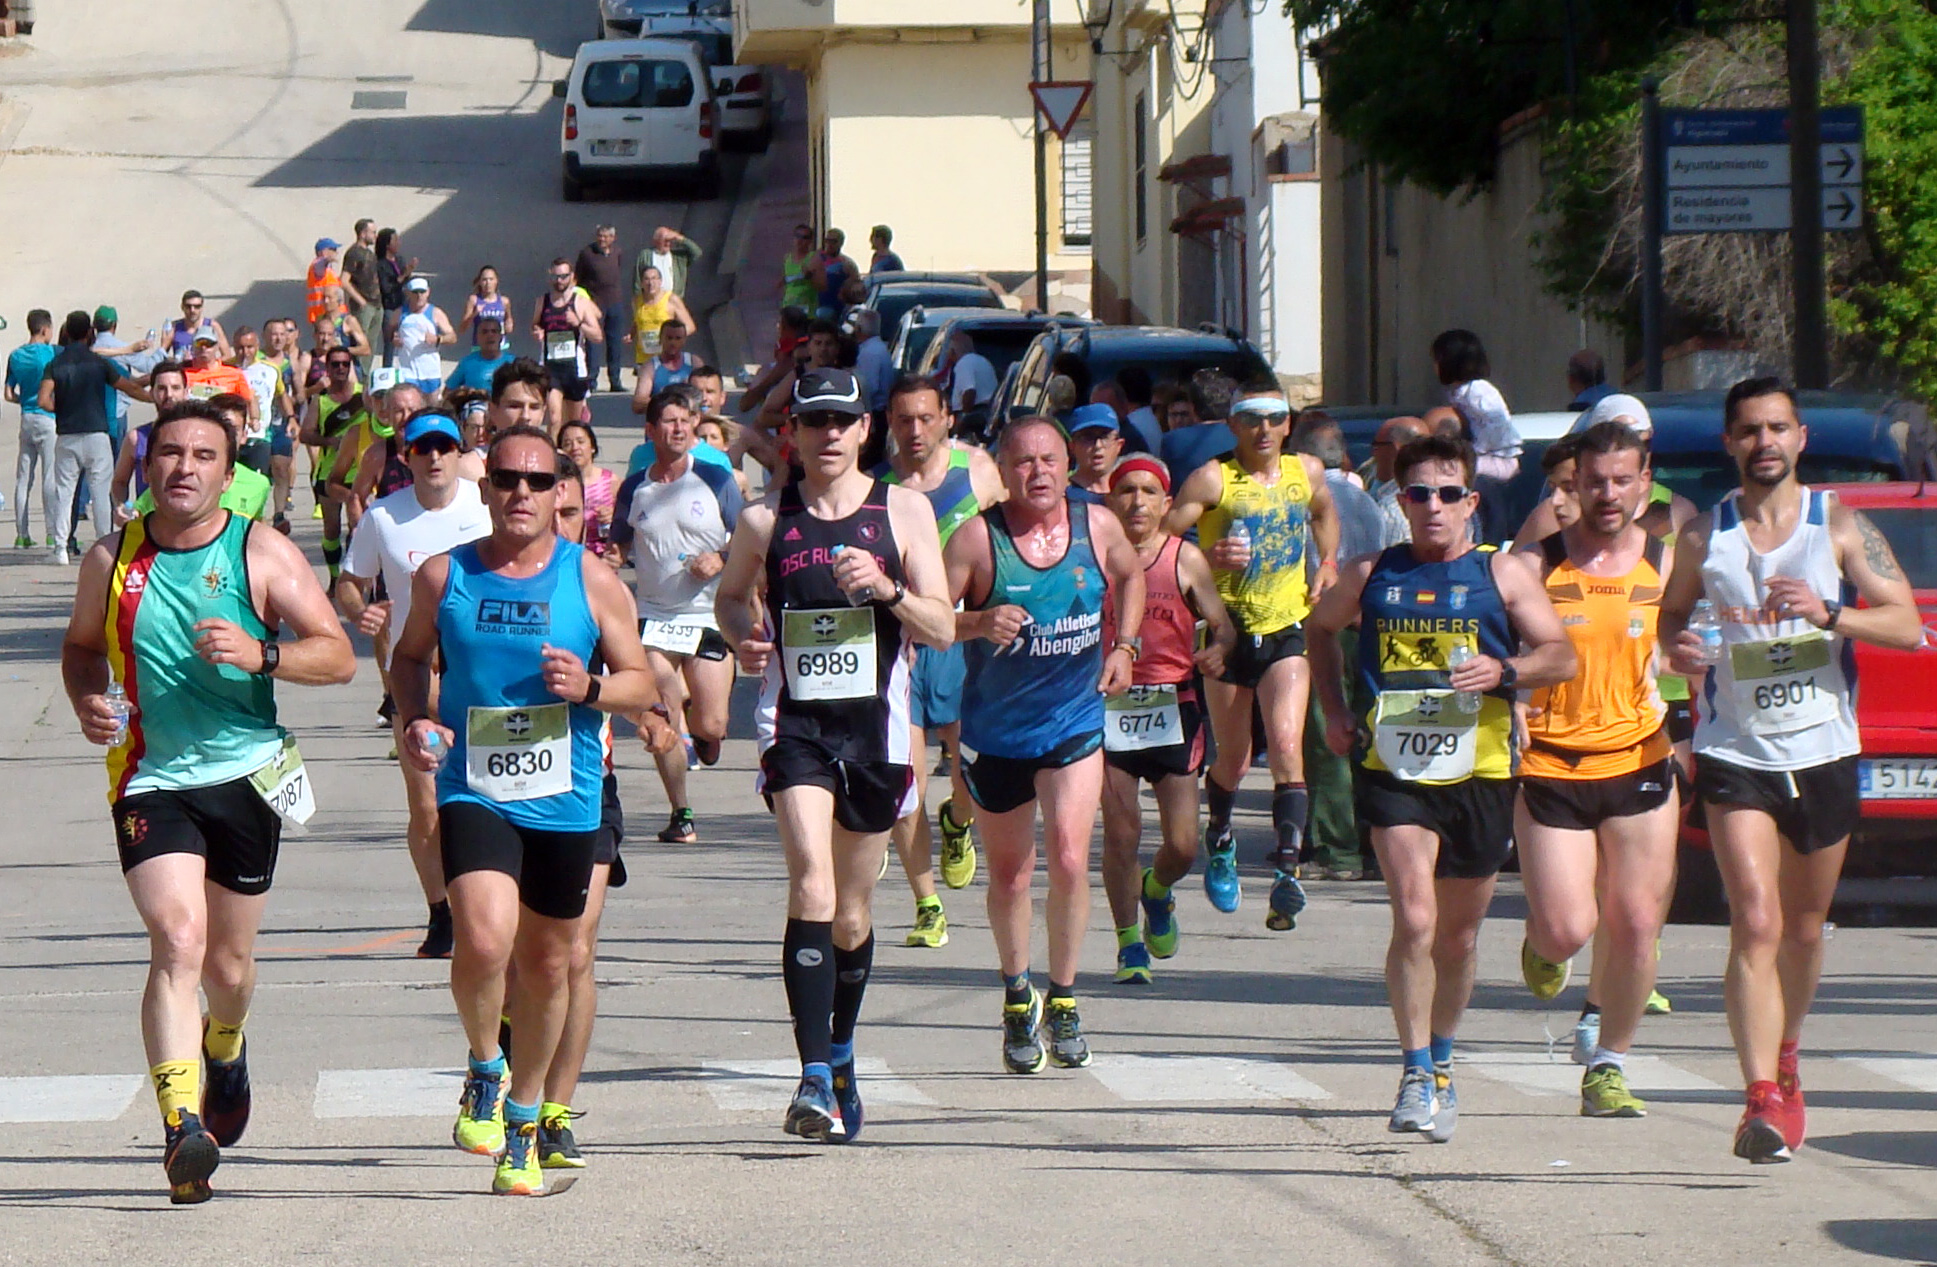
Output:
[434,538,605,831]
[961,495,1106,759]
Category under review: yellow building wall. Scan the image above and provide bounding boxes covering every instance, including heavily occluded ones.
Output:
[814,37,1090,276]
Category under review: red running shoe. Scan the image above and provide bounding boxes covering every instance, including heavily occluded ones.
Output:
[1733,1081,1792,1164]
[1776,1052,1806,1151]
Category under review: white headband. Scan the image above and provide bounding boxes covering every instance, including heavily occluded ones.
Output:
[1232,396,1291,418]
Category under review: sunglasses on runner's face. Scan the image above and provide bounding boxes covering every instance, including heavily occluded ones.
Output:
[409,438,459,456]
[488,468,558,493]
[327,359,354,371]
[1402,484,1472,505]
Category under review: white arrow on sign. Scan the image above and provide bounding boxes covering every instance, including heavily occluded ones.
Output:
[1030,80,1094,141]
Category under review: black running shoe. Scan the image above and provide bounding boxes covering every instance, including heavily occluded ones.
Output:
[377,691,396,728]
[693,736,721,766]
[417,901,454,959]
[202,1039,252,1147]
[538,1107,587,1169]
[657,808,697,843]
[164,1108,220,1204]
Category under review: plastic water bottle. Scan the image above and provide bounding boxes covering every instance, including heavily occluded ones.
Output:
[104,680,132,745]
[829,543,871,606]
[1225,518,1252,568]
[1689,599,1724,667]
[1446,643,1480,714]
[422,729,449,768]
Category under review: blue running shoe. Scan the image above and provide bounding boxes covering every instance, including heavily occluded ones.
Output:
[1114,942,1153,985]
[1265,869,1307,931]
[1140,869,1178,959]
[830,1060,863,1144]
[783,1075,846,1143]
[1203,829,1240,914]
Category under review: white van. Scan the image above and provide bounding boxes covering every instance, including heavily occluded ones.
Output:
[556,39,722,201]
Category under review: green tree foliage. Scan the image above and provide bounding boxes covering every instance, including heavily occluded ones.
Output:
[1284,0,1683,193]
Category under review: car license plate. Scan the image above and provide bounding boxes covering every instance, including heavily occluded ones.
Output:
[1859,758,1937,799]
[591,139,637,157]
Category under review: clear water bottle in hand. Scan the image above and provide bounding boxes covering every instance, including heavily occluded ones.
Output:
[1225,519,1252,570]
[104,680,133,746]
[1688,599,1724,667]
[830,543,872,606]
[422,729,449,768]
[1445,643,1480,714]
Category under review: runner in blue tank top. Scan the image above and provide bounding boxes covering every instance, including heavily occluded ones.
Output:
[391,424,670,1197]
[1307,433,1575,1145]
[945,417,1146,1075]
[873,374,1005,950]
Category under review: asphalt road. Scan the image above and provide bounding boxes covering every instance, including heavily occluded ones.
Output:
[0,4,1932,1264]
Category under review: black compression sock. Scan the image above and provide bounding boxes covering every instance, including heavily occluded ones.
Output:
[830,933,875,1048]
[782,919,837,1068]
[1206,777,1236,837]
[1046,981,1075,1004]
[1580,1002,1602,1021]
[1270,782,1309,871]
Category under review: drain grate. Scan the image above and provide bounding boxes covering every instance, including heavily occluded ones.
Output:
[351,90,408,110]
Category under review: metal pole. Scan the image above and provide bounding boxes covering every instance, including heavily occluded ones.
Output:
[1641,77,1664,392]
[1788,0,1827,388]
[1033,0,1051,312]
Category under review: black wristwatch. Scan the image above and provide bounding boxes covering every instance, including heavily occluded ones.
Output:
[1497,659,1518,691]
[1819,599,1843,631]
[581,675,602,706]
[257,639,280,677]
[877,579,907,608]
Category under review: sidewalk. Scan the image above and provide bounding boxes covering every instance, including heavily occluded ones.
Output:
[724,73,811,377]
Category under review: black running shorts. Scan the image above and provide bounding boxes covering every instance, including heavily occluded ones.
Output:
[113,777,283,896]
[1695,753,1859,856]
[595,770,627,888]
[1103,692,1207,784]
[1520,758,1676,832]
[760,737,915,835]
[1355,768,1516,879]
[965,731,1103,816]
[439,800,597,920]
[1217,622,1307,690]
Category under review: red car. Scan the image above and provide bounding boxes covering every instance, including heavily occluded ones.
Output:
[1672,482,1936,920]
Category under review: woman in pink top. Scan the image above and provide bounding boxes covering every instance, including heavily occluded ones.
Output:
[557,420,616,556]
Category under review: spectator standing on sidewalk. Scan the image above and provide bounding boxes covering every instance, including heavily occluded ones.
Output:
[638,225,703,301]
[810,229,859,321]
[305,238,359,328]
[780,225,818,311]
[8,309,60,549]
[868,225,905,275]
[576,224,628,393]
[90,306,160,456]
[40,311,149,562]
[851,310,893,417]
[342,219,384,375]
[376,228,416,367]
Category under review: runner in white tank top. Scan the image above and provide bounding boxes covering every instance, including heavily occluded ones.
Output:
[1658,379,1921,1166]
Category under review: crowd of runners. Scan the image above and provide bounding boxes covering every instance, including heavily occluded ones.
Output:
[25,240,1921,1201]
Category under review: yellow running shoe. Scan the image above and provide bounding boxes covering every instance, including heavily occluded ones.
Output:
[905,899,948,948]
[1580,1064,1648,1118]
[493,1119,545,1195]
[1521,937,1572,1001]
[453,1067,506,1155]
[939,798,977,889]
[1645,989,1673,1015]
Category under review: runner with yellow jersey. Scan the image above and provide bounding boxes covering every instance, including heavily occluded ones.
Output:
[1163,381,1338,931]
[1513,422,1681,1120]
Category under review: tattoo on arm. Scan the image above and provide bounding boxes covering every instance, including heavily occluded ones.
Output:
[1854,511,1905,582]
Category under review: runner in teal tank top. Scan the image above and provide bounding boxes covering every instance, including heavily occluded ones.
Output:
[63,400,356,1205]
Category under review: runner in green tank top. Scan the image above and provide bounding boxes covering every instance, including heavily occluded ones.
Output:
[62,400,355,1206]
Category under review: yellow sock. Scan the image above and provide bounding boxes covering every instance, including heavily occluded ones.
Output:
[204,1014,246,1064]
[150,1060,201,1124]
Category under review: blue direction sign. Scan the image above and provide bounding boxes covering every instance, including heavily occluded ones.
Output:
[1659,107,1864,234]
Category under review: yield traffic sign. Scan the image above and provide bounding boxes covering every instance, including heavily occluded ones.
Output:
[1030,80,1093,140]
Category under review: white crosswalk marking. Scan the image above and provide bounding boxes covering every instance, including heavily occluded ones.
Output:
[1458,1050,1725,1097]
[314,1067,466,1119]
[1836,1054,1937,1093]
[0,1075,145,1123]
[697,1058,934,1111]
[1085,1054,1333,1102]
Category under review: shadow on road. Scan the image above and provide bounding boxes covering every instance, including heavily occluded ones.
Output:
[1822,1218,1937,1263]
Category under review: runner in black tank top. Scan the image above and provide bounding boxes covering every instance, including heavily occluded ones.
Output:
[714,368,956,1146]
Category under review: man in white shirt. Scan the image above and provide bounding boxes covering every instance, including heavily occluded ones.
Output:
[943,330,997,414]
[337,412,492,958]
[232,327,282,477]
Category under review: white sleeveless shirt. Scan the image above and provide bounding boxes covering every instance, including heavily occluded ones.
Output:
[1694,486,1857,771]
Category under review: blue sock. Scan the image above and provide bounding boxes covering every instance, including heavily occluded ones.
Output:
[504,1096,539,1127]
[469,1051,506,1078]
[802,1061,833,1086]
[1402,1046,1434,1074]
[830,1041,854,1069]
[1430,1034,1454,1067]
